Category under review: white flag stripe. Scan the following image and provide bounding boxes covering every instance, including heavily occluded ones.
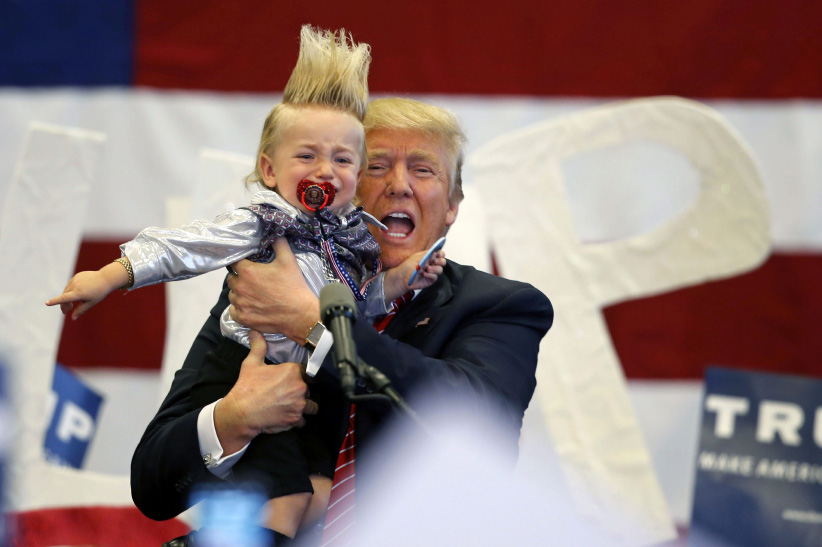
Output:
[0,92,819,250]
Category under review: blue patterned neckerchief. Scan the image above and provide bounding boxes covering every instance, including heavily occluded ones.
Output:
[245,202,382,301]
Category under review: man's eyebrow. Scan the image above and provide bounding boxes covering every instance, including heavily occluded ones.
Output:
[408,149,440,167]
[366,149,391,160]
[367,148,441,167]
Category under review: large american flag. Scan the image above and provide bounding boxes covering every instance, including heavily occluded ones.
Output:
[2,1,820,544]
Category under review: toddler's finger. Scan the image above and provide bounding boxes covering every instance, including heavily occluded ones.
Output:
[72,301,94,320]
[46,292,74,306]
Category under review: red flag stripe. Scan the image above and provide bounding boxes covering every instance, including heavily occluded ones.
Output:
[58,241,822,380]
[10,506,189,547]
[135,0,822,98]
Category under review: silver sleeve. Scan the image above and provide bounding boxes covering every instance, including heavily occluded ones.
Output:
[358,272,392,320]
[121,208,262,289]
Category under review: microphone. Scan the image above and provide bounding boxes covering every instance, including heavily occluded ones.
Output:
[319,283,359,396]
[319,284,421,425]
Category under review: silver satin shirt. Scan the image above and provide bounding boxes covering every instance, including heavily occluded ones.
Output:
[120,190,390,365]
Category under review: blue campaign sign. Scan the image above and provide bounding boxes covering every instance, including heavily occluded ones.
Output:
[691,367,822,546]
[44,363,103,469]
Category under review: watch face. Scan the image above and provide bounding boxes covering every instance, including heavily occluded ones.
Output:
[306,322,325,349]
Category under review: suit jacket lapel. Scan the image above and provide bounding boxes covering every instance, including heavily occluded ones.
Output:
[383,263,455,347]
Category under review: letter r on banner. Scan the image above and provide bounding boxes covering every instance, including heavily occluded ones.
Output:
[469,97,771,543]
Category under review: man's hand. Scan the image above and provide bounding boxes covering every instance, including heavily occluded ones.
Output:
[227,238,320,343]
[214,330,318,455]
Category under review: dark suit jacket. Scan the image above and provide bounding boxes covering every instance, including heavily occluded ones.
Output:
[131,260,553,520]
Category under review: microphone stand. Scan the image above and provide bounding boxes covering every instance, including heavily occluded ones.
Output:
[319,282,426,430]
[341,357,427,431]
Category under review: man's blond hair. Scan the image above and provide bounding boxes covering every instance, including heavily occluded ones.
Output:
[363,97,466,203]
[247,25,371,188]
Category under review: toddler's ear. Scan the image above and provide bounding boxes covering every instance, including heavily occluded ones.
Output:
[259,153,278,190]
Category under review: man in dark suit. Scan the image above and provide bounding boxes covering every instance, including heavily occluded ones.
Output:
[131,97,553,537]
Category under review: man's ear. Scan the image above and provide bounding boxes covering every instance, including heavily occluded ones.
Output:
[259,154,277,190]
[445,201,459,227]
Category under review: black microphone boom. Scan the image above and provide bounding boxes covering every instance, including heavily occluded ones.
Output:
[319,283,359,396]
[319,283,424,427]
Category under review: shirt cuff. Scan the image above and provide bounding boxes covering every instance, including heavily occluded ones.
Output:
[197,399,249,479]
[306,328,333,377]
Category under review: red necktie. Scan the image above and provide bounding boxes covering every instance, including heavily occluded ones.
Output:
[321,293,414,545]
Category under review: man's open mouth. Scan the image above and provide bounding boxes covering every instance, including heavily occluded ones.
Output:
[381,212,414,238]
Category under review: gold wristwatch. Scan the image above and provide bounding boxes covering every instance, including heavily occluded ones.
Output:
[304,321,326,352]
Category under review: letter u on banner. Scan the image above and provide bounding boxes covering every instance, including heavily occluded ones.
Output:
[468,97,771,544]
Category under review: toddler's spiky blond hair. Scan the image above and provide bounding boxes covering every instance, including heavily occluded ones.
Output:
[247,26,371,188]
